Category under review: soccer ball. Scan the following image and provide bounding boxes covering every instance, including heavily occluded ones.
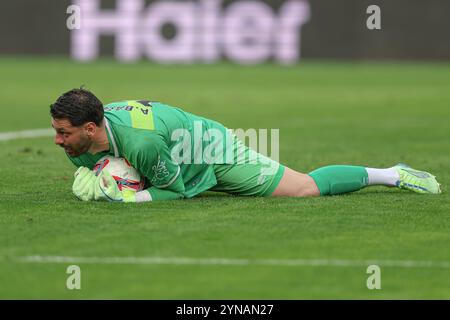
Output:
[93,156,145,191]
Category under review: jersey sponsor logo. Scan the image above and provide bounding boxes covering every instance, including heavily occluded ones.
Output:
[151,155,170,183]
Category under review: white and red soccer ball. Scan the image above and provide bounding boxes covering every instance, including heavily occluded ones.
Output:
[93,156,145,191]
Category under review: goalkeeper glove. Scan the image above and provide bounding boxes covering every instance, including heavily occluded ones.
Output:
[95,168,137,202]
[72,167,97,201]
[72,167,137,202]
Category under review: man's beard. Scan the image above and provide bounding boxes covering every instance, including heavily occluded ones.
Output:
[64,139,92,157]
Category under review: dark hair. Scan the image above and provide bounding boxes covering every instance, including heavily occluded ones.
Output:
[50,88,104,126]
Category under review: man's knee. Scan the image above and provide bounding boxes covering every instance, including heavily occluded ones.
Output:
[271,168,320,197]
[294,175,320,197]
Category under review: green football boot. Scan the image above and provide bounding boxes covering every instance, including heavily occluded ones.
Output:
[394,164,441,194]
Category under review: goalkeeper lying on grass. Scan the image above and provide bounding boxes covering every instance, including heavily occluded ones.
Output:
[50,88,441,203]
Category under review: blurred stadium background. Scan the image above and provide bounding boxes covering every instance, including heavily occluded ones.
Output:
[1,0,450,61]
[0,0,449,299]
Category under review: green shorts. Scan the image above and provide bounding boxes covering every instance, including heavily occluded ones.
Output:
[210,138,285,197]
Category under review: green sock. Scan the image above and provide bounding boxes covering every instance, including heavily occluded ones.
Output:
[308,165,369,196]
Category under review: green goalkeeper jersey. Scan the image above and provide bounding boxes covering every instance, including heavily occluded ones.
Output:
[66,100,231,200]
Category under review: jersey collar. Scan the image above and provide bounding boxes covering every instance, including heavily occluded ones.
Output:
[104,118,119,157]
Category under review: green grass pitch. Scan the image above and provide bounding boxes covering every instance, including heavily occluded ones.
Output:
[0,58,449,299]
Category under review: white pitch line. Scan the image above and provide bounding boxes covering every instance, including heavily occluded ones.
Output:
[0,128,54,141]
[17,256,450,269]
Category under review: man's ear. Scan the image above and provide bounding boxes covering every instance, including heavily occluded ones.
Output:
[84,122,97,136]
